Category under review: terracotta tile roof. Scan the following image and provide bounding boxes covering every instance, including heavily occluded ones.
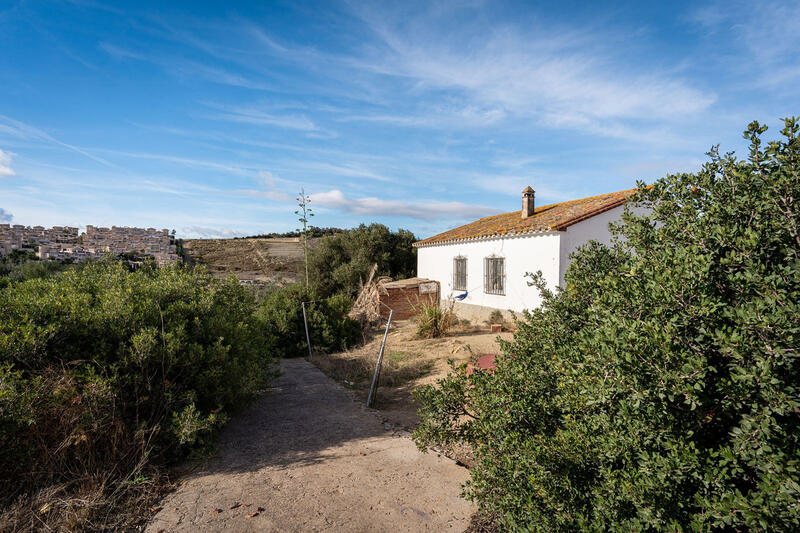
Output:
[414,188,636,247]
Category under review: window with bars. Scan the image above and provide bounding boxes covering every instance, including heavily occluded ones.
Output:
[453,257,467,291]
[484,257,505,295]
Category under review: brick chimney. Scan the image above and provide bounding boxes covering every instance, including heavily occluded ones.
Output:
[521,186,535,218]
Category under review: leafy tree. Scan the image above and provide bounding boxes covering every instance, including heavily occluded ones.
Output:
[256,283,361,358]
[414,118,800,531]
[308,223,417,298]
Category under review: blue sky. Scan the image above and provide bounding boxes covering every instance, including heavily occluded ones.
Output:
[0,0,798,238]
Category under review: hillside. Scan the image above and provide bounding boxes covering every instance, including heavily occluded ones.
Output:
[182,237,306,282]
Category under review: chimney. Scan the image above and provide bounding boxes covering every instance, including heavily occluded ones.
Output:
[521,186,535,218]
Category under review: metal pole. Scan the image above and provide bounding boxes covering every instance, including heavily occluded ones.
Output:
[302,301,313,361]
[367,309,393,408]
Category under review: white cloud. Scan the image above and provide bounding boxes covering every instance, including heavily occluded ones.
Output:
[180,226,246,238]
[346,4,715,136]
[0,207,12,222]
[341,104,507,129]
[312,189,499,221]
[241,171,295,202]
[201,102,320,131]
[290,161,392,182]
[93,148,252,175]
[0,115,116,168]
[0,149,15,177]
[690,0,800,86]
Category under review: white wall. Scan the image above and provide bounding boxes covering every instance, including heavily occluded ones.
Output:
[416,232,562,313]
[557,204,625,286]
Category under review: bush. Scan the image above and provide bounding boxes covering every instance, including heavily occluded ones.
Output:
[415,301,455,338]
[0,250,75,288]
[0,260,276,530]
[486,309,504,325]
[414,119,800,531]
[256,283,361,358]
[307,223,417,298]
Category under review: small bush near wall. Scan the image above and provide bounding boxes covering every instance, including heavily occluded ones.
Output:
[486,309,504,325]
[414,119,800,531]
[0,260,276,531]
[415,301,456,338]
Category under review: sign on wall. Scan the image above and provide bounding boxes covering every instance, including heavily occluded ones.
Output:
[419,282,438,294]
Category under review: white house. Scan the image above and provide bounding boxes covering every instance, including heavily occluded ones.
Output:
[414,186,637,320]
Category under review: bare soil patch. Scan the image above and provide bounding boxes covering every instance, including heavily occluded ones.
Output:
[311,320,513,430]
[182,238,305,282]
[146,359,473,532]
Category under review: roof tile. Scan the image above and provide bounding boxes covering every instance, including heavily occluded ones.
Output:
[414,188,636,247]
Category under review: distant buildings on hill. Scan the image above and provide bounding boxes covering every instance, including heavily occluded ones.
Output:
[0,224,181,266]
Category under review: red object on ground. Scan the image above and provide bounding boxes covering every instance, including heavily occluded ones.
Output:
[467,354,497,375]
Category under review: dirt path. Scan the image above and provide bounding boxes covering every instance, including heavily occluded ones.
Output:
[146,359,473,532]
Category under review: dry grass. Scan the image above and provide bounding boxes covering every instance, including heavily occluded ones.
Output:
[312,349,434,390]
[0,464,174,532]
[465,511,501,532]
[310,320,513,428]
[182,237,305,281]
[414,300,457,339]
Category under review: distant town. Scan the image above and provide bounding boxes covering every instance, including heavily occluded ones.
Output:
[0,224,181,265]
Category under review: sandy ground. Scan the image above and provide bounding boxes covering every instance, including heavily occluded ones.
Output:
[146,358,473,533]
[313,321,514,429]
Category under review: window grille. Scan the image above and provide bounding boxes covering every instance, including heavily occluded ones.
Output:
[453,257,467,291]
[484,257,505,295]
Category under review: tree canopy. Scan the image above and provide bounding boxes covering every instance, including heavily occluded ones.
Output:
[308,223,417,298]
[414,118,800,531]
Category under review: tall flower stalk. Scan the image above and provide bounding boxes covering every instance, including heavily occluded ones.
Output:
[295,188,313,287]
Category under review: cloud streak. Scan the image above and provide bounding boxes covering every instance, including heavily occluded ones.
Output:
[0,149,15,177]
[0,115,117,168]
[201,102,320,131]
[0,207,12,222]
[346,3,715,137]
[181,226,246,238]
[690,0,800,86]
[312,189,499,221]
[240,171,294,202]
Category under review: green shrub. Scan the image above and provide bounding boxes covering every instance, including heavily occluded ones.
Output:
[415,301,455,338]
[307,223,417,298]
[0,260,276,529]
[256,283,361,357]
[486,309,504,325]
[414,119,800,531]
[0,250,75,287]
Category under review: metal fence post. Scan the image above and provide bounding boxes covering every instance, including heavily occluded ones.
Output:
[367,309,393,408]
[302,301,313,361]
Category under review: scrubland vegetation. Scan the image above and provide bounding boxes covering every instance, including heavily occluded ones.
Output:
[414,119,800,531]
[0,261,276,530]
[0,221,418,530]
[308,223,417,298]
[0,249,74,288]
